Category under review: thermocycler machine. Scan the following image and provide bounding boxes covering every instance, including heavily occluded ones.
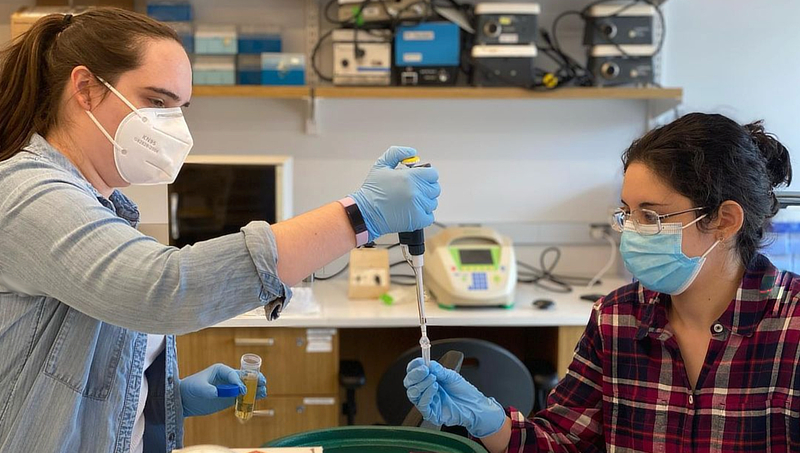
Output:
[424,226,517,308]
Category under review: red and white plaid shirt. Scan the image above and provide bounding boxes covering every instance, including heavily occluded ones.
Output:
[506,254,800,452]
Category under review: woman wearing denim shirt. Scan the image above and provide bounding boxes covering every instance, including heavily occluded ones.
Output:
[0,8,441,453]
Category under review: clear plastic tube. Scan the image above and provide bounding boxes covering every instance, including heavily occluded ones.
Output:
[235,353,261,423]
[411,256,430,366]
[420,332,431,365]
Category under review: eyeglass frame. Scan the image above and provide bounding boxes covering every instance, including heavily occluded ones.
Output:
[611,206,708,235]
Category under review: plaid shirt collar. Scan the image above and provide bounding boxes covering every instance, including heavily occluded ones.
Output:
[634,253,779,341]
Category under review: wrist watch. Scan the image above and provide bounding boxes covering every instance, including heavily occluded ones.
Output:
[338,197,369,247]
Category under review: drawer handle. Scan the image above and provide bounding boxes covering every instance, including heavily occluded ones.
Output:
[253,409,276,417]
[234,338,275,347]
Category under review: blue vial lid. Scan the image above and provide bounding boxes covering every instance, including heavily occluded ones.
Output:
[216,384,240,398]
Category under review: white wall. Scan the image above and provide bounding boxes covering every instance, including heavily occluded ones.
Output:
[662,0,800,175]
[185,97,642,222]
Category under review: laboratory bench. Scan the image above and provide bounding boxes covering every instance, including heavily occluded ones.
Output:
[177,276,628,447]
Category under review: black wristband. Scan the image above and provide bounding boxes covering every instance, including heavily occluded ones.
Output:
[338,197,368,246]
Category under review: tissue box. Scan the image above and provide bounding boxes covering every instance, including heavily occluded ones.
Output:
[11,6,89,40]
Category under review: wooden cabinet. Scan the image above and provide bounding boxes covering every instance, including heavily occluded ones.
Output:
[177,327,339,447]
[181,396,338,447]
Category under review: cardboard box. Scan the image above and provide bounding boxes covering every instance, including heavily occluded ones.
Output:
[11,7,83,40]
[11,2,133,40]
[36,0,133,8]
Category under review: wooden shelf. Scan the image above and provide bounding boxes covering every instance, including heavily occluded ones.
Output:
[314,86,682,100]
[191,85,682,102]
[192,85,310,99]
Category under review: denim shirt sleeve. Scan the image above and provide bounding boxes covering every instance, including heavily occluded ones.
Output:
[0,155,292,335]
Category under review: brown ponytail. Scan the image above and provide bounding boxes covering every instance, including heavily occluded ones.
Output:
[0,8,180,162]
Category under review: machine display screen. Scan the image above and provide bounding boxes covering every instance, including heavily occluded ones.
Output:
[459,249,493,265]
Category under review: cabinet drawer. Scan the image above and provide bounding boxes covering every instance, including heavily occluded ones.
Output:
[183,395,339,448]
[177,327,338,395]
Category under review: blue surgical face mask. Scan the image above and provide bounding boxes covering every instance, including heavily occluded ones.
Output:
[619,216,720,295]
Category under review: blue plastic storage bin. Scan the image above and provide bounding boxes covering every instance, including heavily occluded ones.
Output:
[165,21,194,54]
[193,56,236,85]
[195,25,238,55]
[238,26,282,54]
[237,55,262,85]
[261,53,305,86]
[147,1,192,22]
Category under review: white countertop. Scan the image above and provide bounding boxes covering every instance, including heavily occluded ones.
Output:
[214,276,629,329]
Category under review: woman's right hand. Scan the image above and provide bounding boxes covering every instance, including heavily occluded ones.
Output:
[349,146,441,242]
[404,358,507,438]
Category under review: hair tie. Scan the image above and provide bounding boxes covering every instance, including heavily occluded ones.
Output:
[62,14,73,26]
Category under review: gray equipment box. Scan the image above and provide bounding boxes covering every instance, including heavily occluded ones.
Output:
[338,0,432,24]
[333,29,392,86]
[475,2,540,45]
[587,45,654,86]
[471,44,537,87]
[583,3,655,46]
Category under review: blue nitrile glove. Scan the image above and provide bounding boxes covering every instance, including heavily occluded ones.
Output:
[404,358,506,438]
[350,146,441,242]
[180,363,267,417]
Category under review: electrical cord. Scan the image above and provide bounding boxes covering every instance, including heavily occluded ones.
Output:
[586,232,617,289]
[517,246,596,293]
[313,242,401,280]
[539,30,594,87]
[311,28,335,83]
[390,259,417,286]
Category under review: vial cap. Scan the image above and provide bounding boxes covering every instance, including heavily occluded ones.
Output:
[215,384,241,398]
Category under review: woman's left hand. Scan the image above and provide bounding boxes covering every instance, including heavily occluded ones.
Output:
[180,363,267,417]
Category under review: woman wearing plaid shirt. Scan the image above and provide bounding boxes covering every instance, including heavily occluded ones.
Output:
[405,113,798,452]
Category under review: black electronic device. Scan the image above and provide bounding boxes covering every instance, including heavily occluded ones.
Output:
[471,44,537,87]
[475,2,540,45]
[587,45,654,86]
[583,3,656,46]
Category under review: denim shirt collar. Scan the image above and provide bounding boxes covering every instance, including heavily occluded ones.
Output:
[23,133,140,228]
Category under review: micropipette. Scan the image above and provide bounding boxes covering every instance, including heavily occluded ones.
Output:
[399,156,431,365]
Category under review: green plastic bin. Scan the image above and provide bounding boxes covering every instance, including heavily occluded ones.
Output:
[266,426,487,453]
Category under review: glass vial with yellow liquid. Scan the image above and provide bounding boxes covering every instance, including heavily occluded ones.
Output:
[235,353,262,423]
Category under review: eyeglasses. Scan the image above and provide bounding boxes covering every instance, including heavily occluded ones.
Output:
[611,207,707,236]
